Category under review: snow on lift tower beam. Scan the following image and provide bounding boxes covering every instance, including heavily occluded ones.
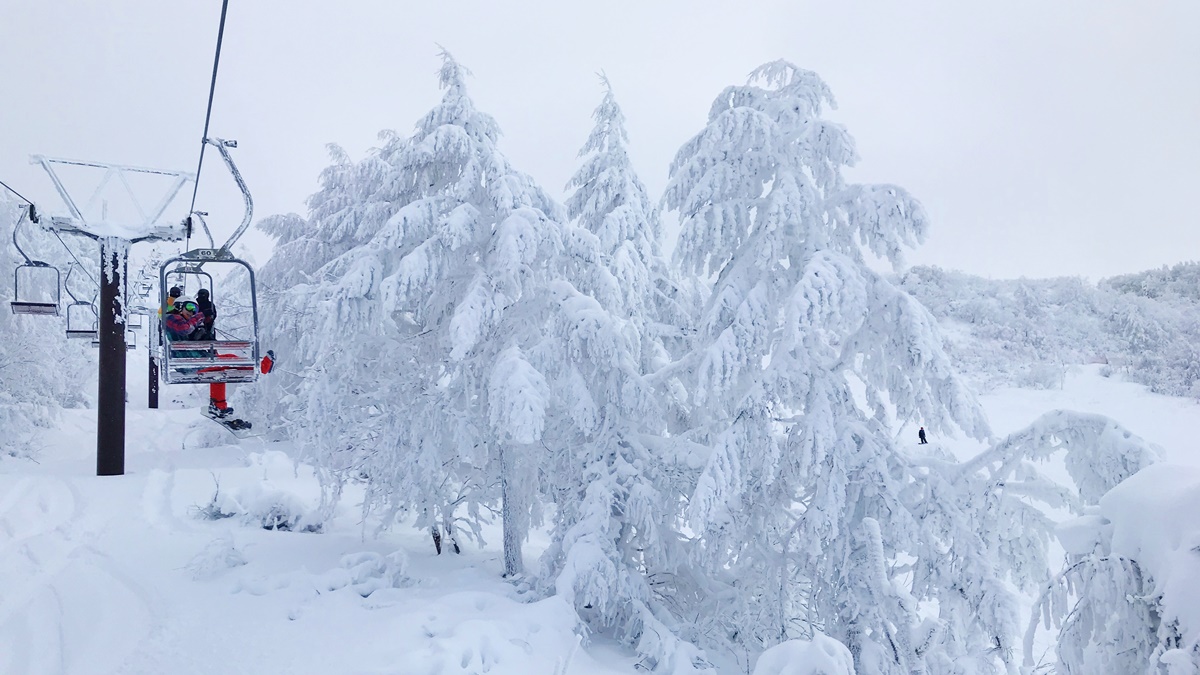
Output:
[30,155,193,242]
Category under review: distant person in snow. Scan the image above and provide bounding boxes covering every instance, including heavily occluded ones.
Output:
[195,288,217,340]
[918,427,928,444]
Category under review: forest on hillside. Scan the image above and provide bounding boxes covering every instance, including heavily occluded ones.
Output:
[900,263,1200,396]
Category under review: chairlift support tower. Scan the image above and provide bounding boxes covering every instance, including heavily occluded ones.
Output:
[30,155,194,476]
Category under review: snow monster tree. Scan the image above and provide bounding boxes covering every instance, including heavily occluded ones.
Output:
[664,61,1006,674]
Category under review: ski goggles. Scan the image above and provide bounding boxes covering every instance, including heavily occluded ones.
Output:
[178,302,198,312]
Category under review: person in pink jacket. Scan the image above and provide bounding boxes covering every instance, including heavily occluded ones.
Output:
[164,296,233,417]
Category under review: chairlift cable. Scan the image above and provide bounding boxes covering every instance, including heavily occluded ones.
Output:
[185,0,232,251]
[52,231,100,289]
[0,178,33,205]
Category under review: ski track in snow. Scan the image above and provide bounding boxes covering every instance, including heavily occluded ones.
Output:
[0,475,159,675]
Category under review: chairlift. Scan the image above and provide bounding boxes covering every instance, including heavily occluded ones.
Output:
[66,301,98,339]
[63,264,98,340]
[12,262,61,315]
[158,139,261,386]
[91,331,135,350]
[101,329,137,348]
[9,205,62,316]
[159,250,259,384]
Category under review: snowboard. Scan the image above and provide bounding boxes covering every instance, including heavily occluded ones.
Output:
[201,408,256,438]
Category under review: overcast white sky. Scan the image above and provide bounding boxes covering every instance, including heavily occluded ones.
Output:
[2,1,1197,280]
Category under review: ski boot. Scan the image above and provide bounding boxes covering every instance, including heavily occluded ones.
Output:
[208,402,235,418]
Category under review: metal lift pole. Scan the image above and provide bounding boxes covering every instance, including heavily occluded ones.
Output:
[149,353,159,409]
[96,241,128,476]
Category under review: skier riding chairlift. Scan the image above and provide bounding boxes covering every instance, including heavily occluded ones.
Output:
[163,294,266,418]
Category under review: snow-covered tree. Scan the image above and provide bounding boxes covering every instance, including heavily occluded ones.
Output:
[1047,461,1200,675]
[254,55,714,670]
[984,412,1177,675]
[254,52,566,562]
[662,61,1012,673]
[531,76,713,672]
[564,75,697,376]
[251,140,400,437]
[0,196,92,457]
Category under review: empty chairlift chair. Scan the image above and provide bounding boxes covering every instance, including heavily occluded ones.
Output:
[62,264,98,339]
[66,300,98,340]
[11,261,61,316]
[9,205,61,316]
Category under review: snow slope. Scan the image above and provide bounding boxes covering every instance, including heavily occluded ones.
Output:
[899,364,1200,469]
[2,361,1198,674]
[981,365,1200,466]
[0,346,633,675]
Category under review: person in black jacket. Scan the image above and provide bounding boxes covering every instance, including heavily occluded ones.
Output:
[918,427,928,444]
[195,288,217,340]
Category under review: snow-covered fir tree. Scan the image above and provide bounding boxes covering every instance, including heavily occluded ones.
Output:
[251,140,396,438]
[662,61,1023,673]
[255,52,564,561]
[253,55,716,670]
[563,74,697,377]
[539,76,711,671]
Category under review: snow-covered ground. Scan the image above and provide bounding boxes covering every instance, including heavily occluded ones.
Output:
[0,401,638,675]
[981,365,1200,467]
[2,360,1198,674]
